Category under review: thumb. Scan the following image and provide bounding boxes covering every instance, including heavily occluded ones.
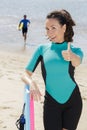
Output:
[67,42,71,51]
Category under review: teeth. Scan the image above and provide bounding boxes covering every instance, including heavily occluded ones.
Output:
[51,37,55,40]
[50,37,54,39]
[48,36,55,41]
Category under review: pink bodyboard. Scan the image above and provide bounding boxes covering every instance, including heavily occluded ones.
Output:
[30,97,34,130]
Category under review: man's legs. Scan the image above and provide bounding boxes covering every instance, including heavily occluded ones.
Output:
[23,32,27,43]
[22,28,28,45]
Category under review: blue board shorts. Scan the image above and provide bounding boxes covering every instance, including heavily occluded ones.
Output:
[43,86,82,130]
[22,27,28,35]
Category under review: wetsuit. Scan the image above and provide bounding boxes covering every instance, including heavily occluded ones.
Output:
[26,41,83,130]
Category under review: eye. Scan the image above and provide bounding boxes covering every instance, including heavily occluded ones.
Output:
[52,26,56,30]
[45,27,49,31]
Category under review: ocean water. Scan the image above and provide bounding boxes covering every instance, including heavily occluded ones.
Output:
[0,0,87,55]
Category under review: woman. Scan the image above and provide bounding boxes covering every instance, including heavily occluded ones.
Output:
[22,9,83,130]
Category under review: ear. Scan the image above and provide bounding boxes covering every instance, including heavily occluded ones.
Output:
[62,24,66,33]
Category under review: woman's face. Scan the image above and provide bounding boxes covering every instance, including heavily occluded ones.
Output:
[45,18,66,43]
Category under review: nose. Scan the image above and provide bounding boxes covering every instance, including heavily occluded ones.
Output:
[47,29,54,36]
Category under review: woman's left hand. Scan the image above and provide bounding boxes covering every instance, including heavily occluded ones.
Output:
[62,42,81,67]
[62,42,72,61]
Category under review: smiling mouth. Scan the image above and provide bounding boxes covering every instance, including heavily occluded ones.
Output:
[49,36,56,41]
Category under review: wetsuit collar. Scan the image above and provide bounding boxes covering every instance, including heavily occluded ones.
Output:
[52,41,66,44]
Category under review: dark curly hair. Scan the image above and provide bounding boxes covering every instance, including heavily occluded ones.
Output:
[46,9,76,42]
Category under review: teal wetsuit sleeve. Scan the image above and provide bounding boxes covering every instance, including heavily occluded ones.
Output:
[25,45,42,72]
[71,46,84,61]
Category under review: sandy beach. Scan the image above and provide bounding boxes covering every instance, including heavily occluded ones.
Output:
[0,44,87,130]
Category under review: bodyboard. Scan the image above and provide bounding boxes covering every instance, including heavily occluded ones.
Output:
[24,85,34,130]
[18,22,23,30]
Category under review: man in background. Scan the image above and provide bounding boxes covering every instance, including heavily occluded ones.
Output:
[18,15,30,45]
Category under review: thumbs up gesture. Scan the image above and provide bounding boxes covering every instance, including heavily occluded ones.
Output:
[62,42,81,66]
[62,42,72,61]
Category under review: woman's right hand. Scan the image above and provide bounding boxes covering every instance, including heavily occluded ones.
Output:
[30,80,42,101]
[21,70,42,101]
